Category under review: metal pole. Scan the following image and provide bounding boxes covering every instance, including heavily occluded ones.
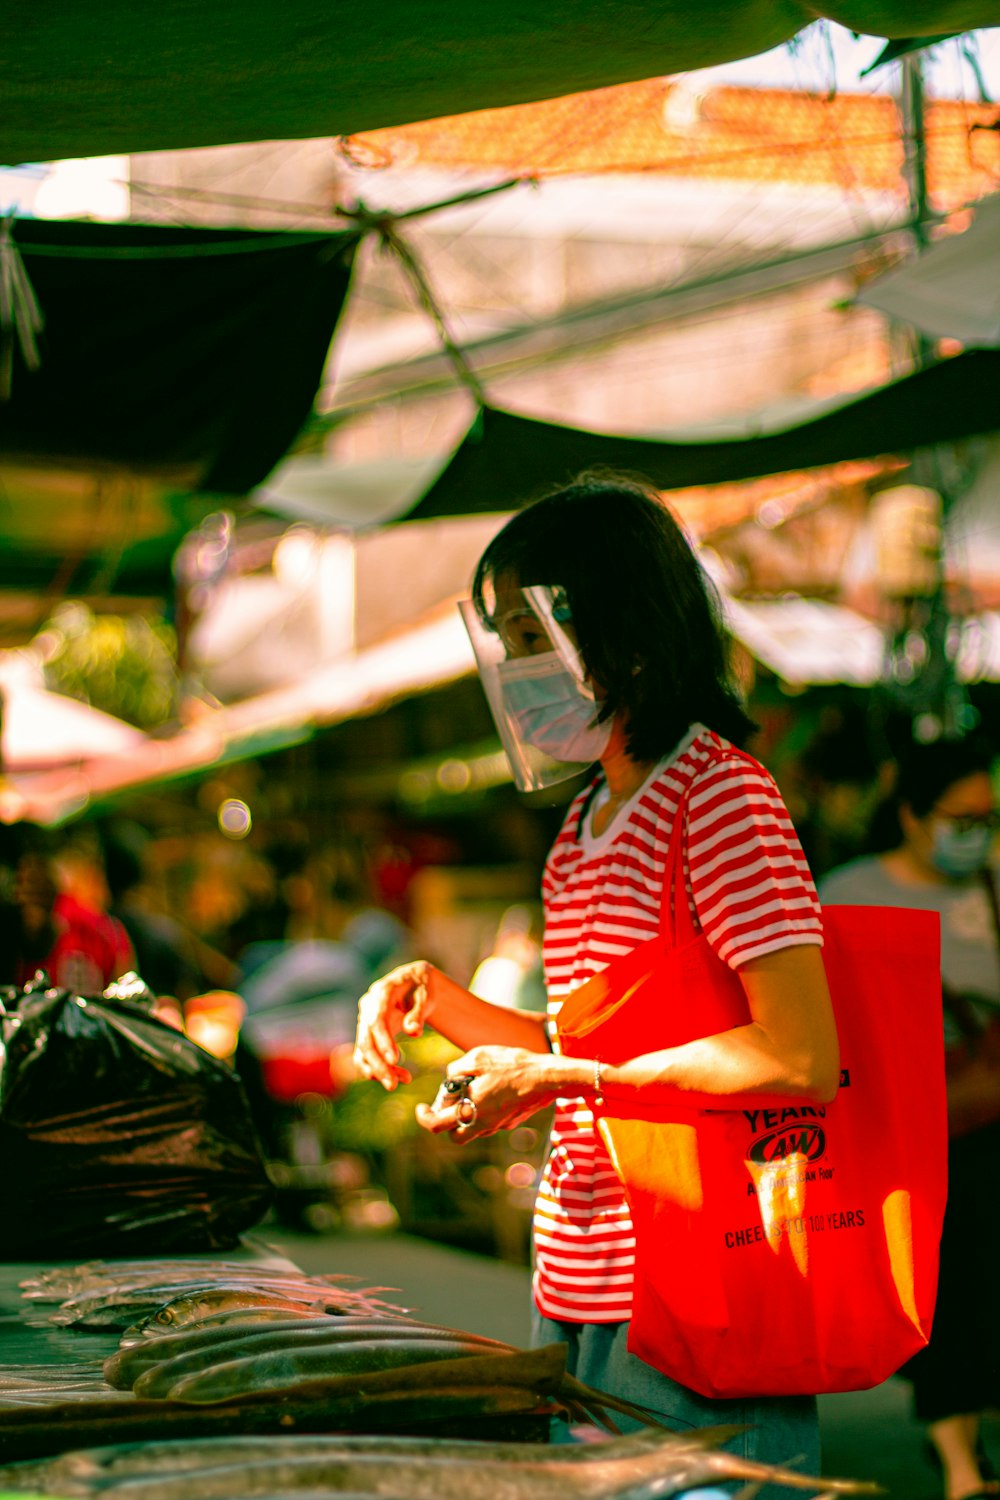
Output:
[899,54,936,369]
[900,56,930,256]
[877,51,972,744]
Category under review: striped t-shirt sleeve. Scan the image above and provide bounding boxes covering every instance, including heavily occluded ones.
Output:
[684,756,823,967]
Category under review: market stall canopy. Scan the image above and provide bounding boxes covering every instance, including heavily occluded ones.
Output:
[254,453,451,530]
[406,349,1000,519]
[857,192,1000,345]
[4,3,999,164]
[0,218,358,598]
[0,218,358,495]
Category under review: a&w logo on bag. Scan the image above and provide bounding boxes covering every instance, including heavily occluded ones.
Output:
[743,1066,852,1174]
[745,1106,828,1166]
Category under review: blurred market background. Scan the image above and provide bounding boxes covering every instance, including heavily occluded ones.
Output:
[2,17,1000,1492]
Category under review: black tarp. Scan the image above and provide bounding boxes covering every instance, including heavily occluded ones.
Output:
[4,2,999,165]
[408,349,1000,518]
[0,218,359,495]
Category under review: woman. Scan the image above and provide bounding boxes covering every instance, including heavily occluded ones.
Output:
[820,736,1000,1500]
[354,474,839,1480]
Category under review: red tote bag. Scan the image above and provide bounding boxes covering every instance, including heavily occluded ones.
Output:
[556,755,947,1400]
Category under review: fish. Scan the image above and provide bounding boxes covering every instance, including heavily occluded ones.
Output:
[50,1281,403,1331]
[20,1261,321,1302]
[55,1292,328,1331]
[108,1323,312,1389]
[55,1269,371,1300]
[0,1421,880,1499]
[118,1307,329,1345]
[115,1340,677,1435]
[0,1345,652,1440]
[136,1335,517,1402]
[0,1365,110,1406]
[53,1272,386,1313]
[107,1328,656,1432]
[25,1262,405,1332]
[144,1288,350,1330]
[0,1363,104,1383]
[106,1318,504,1391]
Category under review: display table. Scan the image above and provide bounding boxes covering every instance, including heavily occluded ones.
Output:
[0,1243,551,1461]
[0,1237,297,1370]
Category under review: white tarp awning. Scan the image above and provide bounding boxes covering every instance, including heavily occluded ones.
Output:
[857,192,1000,346]
[724,596,885,686]
[727,596,1000,688]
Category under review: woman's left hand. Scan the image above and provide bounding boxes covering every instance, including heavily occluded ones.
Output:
[415,1045,553,1141]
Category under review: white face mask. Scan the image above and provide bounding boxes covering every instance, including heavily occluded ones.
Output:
[930,820,993,878]
[496,652,612,765]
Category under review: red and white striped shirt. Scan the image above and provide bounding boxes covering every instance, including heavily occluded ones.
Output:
[534,723,823,1324]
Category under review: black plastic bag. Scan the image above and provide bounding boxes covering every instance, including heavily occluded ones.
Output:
[0,976,273,1259]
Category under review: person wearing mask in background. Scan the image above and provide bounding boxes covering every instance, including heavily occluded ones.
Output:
[820,735,1000,1500]
[355,473,839,1492]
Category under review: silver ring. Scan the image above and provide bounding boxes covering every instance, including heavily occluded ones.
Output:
[455,1096,478,1127]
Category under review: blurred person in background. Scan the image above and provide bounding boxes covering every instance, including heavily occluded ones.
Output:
[468,904,547,1012]
[101,817,248,1036]
[233,845,417,1187]
[341,906,415,983]
[820,735,1000,1500]
[790,706,888,881]
[101,819,204,1000]
[0,825,134,993]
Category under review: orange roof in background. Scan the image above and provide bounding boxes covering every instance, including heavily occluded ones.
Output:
[341,80,1000,209]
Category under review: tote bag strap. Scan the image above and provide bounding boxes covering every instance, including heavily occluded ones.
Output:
[660,747,761,948]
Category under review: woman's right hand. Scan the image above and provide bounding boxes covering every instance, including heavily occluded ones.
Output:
[353,960,438,1090]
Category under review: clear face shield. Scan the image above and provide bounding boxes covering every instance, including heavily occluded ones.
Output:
[458,584,612,794]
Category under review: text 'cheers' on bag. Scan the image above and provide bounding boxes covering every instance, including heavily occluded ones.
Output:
[557,750,948,1400]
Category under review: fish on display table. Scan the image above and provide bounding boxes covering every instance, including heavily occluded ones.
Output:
[7,1260,875,1497]
[118,1305,367,1345]
[30,1278,405,1331]
[18,1262,366,1303]
[0,1341,649,1446]
[104,1316,508,1392]
[103,1328,660,1432]
[0,1424,880,1499]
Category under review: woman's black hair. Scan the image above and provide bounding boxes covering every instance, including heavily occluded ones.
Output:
[471,471,756,759]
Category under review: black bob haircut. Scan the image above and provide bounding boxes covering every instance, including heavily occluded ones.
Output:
[895,734,996,819]
[471,471,756,762]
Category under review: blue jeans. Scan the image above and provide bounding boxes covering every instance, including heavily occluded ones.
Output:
[532,1310,820,1500]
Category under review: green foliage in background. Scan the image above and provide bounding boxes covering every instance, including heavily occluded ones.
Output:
[39,603,179,730]
[330,1034,461,1151]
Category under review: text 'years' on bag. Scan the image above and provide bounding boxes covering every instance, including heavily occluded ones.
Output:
[557,750,948,1400]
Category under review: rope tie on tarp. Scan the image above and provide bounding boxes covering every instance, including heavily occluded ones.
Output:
[379,219,488,409]
[0,212,44,400]
[335,183,536,412]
